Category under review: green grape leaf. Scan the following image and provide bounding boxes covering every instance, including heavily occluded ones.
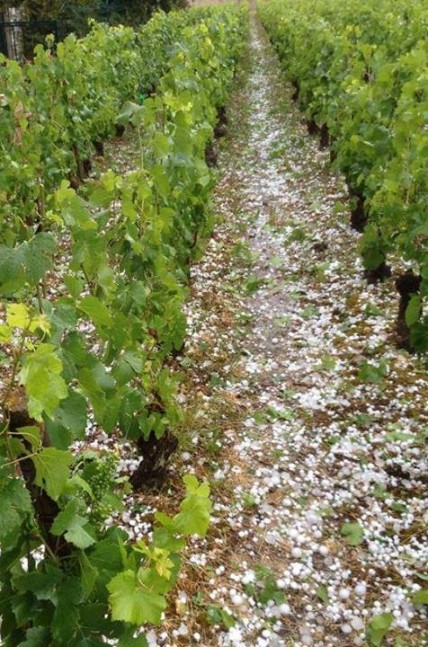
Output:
[46,390,87,449]
[25,234,57,286]
[90,536,125,581]
[173,476,211,536]
[0,245,26,294]
[0,233,56,294]
[0,477,32,540]
[137,556,179,595]
[152,133,171,158]
[66,521,96,550]
[118,630,149,646]
[52,577,82,642]
[13,567,62,602]
[79,602,112,635]
[19,627,51,646]
[17,426,42,452]
[11,591,34,626]
[51,500,95,548]
[78,367,106,417]
[6,303,31,329]
[412,589,428,605]
[116,101,141,125]
[52,601,80,642]
[89,185,115,209]
[69,473,94,498]
[7,436,27,457]
[409,320,428,353]
[55,182,97,231]
[78,296,113,330]
[366,612,393,646]
[0,323,11,342]
[340,522,364,546]
[79,551,99,600]
[48,302,78,341]
[154,511,174,529]
[107,569,167,625]
[32,448,72,501]
[64,276,85,300]
[152,524,186,552]
[19,344,68,421]
[97,264,116,295]
[182,474,210,497]
[405,295,421,327]
[151,165,170,198]
[51,499,80,535]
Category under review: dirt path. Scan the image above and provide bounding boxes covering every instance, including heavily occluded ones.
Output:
[161,9,428,647]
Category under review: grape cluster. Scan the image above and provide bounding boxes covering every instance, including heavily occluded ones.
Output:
[81,453,120,521]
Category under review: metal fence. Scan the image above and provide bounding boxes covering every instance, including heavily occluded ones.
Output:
[0,20,59,60]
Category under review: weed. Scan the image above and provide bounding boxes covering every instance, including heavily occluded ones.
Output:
[245,275,268,294]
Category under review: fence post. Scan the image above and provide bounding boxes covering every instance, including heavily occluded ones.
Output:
[3,7,24,59]
[0,18,59,61]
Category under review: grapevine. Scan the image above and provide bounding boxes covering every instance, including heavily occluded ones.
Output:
[0,5,247,644]
[259,0,428,350]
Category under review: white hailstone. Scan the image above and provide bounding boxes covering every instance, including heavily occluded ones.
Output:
[231,594,244,606]
[227,627,243,643]
[279,603,291,615]
[339,588,350,601]
[291,547,303,558]
[193,633,201,642]
[291,563,303,576]
[177,624,188,636]
[351,617,365,631]
[265,531,280,545]
[318,545,329,556]
[354,582,366,596]
[276,579,286,589]
[241,570,256,584]
[341,624,353,634]
[146,630,158,646]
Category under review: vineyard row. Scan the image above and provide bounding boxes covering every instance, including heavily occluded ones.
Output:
[259,0,428,351]
[0,6,247,646]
